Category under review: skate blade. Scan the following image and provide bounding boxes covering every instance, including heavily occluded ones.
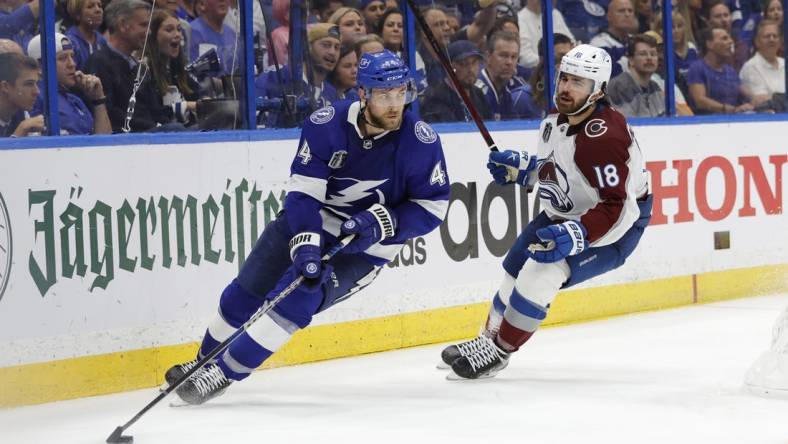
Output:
[445,370,500,381]
[169,398,193,408]
[436,361,451,370]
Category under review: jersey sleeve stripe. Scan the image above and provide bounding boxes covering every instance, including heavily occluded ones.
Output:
[287,174,327,202]
[410,198,449,220]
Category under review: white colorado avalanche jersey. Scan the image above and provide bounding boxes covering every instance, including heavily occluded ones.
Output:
[527,103,649,247]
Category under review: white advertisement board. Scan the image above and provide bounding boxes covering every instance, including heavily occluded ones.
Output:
[0,120,786,367]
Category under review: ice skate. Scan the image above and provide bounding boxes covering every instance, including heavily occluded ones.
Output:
[438,335,495,370]
[447,336,510,380]
[174,363,233,405]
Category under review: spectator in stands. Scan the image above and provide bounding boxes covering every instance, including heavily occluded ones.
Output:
[638,29,694,115]
[517,0,574,69]
[0,0,39,52]
[85,0,183,132]
[27,33,111,135]
[491,16,520,38]
[178,0,197,21]
[0,52,41,136]
[255,23,340,127]
[422,40,491,123]
[634,0,653,33]
[329,7,367,44]
[355,34,384,57]
[556,0,609,43]
[607,33,664,116]
[445,10,461,36]
[64,0,108,70]
[448,0,497,46]
[312,0,343,23]
[359,0,386,32]
[703,0,750,71]
[155,0,194,61]
[688,27,754,114]
[760,0,783,52]
[269,0,289,66]
[377,8,403,55]
[191,0,238,76]
[488,16,532,79]
[688,0,705,44]
[590,0,639,77]
[416,6,453,87]
[529,33,574,113]
[328,44,359,100]
[740,19,785,110]
[0,38,23,54]
[223,0,265,46]
[763,0,783,25]
[147,9,200,126]
[667,10,698,96]
[476,31,539,120]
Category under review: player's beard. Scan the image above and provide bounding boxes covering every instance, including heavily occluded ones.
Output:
[365,105,403,131]
[555,92,587,115]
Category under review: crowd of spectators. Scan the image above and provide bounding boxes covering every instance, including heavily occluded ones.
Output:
[0,0,785,137]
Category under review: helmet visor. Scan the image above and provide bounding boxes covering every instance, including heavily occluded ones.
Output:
[366,80,418,107]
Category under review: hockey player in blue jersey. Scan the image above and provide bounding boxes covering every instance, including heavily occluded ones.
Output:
[166,49,450,405]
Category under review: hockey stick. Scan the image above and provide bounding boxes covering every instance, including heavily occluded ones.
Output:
[403,0,498,152]
[106,234,356,443]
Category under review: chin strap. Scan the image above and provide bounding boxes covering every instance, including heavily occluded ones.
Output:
[357,103,384,131]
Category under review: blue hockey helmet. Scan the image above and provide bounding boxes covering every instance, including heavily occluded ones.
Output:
[357,49,417,106]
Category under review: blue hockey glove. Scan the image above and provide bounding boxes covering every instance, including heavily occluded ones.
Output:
[340,203,398,254]
[289,232,323,279]
[284,263,334,293]
[487,150,536,186]
[528,220,588,263]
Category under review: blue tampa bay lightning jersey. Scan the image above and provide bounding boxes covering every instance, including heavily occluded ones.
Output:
[283,100,451,266]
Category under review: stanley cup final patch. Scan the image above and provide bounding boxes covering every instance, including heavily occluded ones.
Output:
[328,150,348,169]
[542,122,552,143]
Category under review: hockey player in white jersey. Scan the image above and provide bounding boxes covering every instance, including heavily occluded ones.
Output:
[441,44,653,379]
[164,50,450,404]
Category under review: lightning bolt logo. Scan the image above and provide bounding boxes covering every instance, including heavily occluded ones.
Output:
[325,178,388,214]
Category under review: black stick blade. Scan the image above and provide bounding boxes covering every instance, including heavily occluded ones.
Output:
[106,426,134,443]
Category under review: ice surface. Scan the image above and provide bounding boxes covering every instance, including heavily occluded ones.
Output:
[3,294,787,444]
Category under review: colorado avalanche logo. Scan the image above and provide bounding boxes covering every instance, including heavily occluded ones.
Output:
[310,106,335,124]
[537,152,574,212]
[584,119,608,138]
[414,121,437,144]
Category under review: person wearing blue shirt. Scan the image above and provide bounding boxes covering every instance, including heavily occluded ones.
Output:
[189,0,239,76]
[589,0,640,77]
[256,23,341,128]
[0,0,38,54]
[0,52,42,137]
[476,31,540,120]
[687,27,754,114]
[64,0,108,70]
[166,50,451,406]
[27,33,112,135]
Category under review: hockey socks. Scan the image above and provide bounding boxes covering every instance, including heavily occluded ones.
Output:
[496,288,548,352]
